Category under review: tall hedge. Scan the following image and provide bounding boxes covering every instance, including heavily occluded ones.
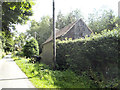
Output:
[23,37,39,58]
[56,29,119,80]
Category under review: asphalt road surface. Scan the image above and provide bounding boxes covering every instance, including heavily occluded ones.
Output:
[0,54,36,88]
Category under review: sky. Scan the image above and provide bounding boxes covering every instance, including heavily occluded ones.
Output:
[15,0,120,33]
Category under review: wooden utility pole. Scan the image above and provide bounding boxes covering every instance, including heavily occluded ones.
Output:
[53,0,56,69]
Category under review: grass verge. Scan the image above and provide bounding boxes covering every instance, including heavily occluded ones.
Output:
[12,56,95,88]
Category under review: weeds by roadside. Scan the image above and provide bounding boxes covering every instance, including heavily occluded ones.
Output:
[12,56,96,88]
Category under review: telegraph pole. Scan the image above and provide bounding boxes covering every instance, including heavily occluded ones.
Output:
[53,0,56,69]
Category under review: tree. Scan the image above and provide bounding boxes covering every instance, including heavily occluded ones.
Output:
[2,2,34,33]
[88,9,117,33]
[14,32,27,51]
[23,37,39,58]
[56,11,66,29]
[56,9,83,29]
[2,1,35,52]
[2,32,14,52]
[26,16,52,54]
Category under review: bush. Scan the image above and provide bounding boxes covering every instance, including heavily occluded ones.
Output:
[23,37,39,58]
[56,29,119,81]
[15,51,24,57]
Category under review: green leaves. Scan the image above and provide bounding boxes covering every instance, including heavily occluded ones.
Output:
[56,28,119,80]
[56,9,83,29]
[2,2,34,33]
[2,2,35,53]
[23,37,39,58]
[88,9,118,33]
[26,16,52,54]
[10,5,16,10]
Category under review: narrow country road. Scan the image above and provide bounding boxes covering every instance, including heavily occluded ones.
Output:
[0,54,35,88]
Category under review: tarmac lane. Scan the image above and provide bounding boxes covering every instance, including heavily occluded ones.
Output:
[0,54,36,89]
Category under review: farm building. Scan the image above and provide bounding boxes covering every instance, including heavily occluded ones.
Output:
[40,18,93,66]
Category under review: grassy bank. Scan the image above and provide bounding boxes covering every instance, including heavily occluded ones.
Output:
[12,56,95,88]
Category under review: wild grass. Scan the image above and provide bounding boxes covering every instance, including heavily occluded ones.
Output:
[13,56,95,88]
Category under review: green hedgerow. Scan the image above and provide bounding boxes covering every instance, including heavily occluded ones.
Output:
[56,28,119,81]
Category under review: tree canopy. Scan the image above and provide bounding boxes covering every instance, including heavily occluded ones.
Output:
[2,1,34,35]
[1,1,35,52]
[88,9,119,33]
[56,9,83,29]
[26,16,52,54]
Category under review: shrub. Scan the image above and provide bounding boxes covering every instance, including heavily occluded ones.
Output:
[15,51,24,57]
[23,37,39,58]
[56,29,119,81]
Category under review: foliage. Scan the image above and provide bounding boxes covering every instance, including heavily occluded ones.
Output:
[13,56,96,88]
[2,1,34,33]
[88,9,118,33]
[2,1,35,53]
[23,37,39,58]
[26,16,52,54]
[56,28,119,87]
[2,52,6,58]
[56,9,83,29]
[0,31,6,59]
[2,31,14,52]
[14,32,27,51]
[27,16,52,44]
[15,51,24,57]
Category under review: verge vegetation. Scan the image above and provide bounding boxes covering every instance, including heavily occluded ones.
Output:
[12,56,96,88]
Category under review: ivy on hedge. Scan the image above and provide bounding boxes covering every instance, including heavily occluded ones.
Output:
[56,28,119,80]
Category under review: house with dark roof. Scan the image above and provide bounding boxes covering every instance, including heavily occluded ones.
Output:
[40,19,93,66]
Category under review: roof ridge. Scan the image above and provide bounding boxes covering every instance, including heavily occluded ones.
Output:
[42,20,78,45]
[61,19,81,36]
[42,18,93,45]
[56,20,77,37]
